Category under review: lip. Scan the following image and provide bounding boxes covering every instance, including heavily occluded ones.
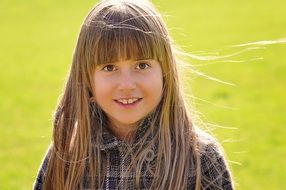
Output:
[114,98,143,108]
[114,97,142,101]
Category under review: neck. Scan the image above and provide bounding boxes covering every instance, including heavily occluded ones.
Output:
[107,120,137,143]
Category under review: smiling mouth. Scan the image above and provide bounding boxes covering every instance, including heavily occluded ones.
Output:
[114,98,143,105]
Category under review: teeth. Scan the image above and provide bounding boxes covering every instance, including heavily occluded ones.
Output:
[117,98,139,104]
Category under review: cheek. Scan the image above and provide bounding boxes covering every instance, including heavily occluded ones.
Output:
[93,76,113,104]
[94,84,107,100]
[143,73,163,99]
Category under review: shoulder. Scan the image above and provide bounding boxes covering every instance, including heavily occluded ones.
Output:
[196,128,224,159]
[33,146,52,190]
[196,128,234,189]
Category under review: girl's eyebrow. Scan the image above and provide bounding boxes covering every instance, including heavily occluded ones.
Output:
[135,59,156,63]
[97,61,119,66]
[136,59,153,61]
[100,62,113,65]
[102,59,155,65]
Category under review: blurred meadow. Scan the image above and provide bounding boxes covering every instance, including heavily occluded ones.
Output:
[0,0,285,189]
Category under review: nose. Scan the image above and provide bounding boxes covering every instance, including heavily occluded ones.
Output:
[117,70,137,91]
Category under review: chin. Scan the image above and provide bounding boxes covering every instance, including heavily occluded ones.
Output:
[116,117,142,126]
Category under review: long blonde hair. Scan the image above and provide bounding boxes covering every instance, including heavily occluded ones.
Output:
[43,0,228,189]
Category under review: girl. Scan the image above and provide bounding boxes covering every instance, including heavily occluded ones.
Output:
[34,0,234,189]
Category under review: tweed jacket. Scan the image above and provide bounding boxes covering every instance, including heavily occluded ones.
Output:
[33,123,233,190]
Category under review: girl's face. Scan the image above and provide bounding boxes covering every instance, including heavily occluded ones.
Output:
[93,59,163,131]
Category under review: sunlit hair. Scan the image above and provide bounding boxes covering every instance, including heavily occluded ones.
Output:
[43,0,231,189]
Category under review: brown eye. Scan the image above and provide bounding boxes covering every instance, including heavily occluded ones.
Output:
[136,62,150,70]
[103,65,116,72]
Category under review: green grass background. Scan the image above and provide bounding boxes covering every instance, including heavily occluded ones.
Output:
[0,0,285,189]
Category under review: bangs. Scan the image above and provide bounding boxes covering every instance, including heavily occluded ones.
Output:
[95,26,160,64]
[82,4,168,66]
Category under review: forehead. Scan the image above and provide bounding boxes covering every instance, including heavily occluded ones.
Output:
[95,28,158,65]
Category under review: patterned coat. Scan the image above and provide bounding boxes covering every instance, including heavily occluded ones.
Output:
[33,123,233,190]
